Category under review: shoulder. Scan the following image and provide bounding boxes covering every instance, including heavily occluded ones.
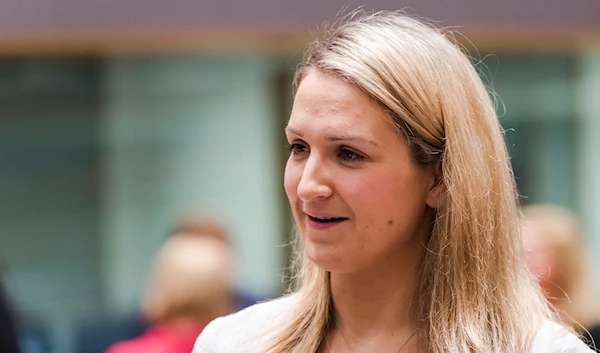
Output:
[192,293,300,353]
[531,319,595,353]
[581,323,600,351]
[104,329,171,353]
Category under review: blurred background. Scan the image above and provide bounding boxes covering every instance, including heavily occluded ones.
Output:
[0,1,599,352]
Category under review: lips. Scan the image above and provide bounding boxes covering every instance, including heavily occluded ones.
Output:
[308,215,348,223]
[304,212,348,230]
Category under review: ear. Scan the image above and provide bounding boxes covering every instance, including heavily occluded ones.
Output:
[426,160,443,209]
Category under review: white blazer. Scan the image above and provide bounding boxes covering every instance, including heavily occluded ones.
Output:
[193,294,594,353]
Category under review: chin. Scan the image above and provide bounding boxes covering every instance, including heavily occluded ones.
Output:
[305,245,350,273]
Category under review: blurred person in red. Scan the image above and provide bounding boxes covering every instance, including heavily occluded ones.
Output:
[522,204,600,350]
[105,221,235,353]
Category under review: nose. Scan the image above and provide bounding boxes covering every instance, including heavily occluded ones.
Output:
[297,154,333,202]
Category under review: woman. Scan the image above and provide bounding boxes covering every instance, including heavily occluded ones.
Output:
[194,10,592,352]
[106,233,234,353]
[522,204,600,350]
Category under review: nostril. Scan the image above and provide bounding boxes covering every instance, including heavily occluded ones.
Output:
[297,177,333,202]
[298,186,333,202]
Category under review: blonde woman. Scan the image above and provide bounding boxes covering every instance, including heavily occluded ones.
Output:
[107,235,234,353]
[522,204,600,350]
[194,11,593,353]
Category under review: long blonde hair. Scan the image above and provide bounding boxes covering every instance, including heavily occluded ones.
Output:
[267,10,555,353]
[522,204,600,329]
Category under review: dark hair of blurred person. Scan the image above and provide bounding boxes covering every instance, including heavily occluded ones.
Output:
[522,204,600,350]
[0,277,21,353]
[170,216,230,244]
[105,232,235,353]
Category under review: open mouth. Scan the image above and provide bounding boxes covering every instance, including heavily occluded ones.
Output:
[308,216,348,223]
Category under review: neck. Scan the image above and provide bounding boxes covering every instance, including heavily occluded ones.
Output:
[330,245,423,338]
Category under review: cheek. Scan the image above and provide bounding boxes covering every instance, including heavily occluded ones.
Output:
[284,160,300,200]
[349,171,426,219]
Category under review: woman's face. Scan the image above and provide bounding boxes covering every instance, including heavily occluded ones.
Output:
[284,69,440,274]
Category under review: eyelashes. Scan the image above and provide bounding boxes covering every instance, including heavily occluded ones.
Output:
[338,148,365,162]
[287,143,308,155]
[286,142,366,162]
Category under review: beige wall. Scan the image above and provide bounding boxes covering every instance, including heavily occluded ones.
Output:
[0,1,599,54]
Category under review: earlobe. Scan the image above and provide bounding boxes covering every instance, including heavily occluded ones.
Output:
[426,182,443,209]
[426,160,443,209]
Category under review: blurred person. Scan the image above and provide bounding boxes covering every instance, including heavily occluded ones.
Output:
[170,217,230,244]
[106,232,234,353]
[522,204,600,350]
[0,277,21,353]
[194,10,592,353]
[170,217,263,309]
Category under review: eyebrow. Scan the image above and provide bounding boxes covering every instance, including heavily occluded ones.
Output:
[285,126,379,147]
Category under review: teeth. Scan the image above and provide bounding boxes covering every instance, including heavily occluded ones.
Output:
[312,216,340,221]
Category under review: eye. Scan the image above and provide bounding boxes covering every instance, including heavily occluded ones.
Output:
[339,148,365,162]
[288,143,309,155]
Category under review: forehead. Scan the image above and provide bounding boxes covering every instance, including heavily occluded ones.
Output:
[290,70,389,132]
